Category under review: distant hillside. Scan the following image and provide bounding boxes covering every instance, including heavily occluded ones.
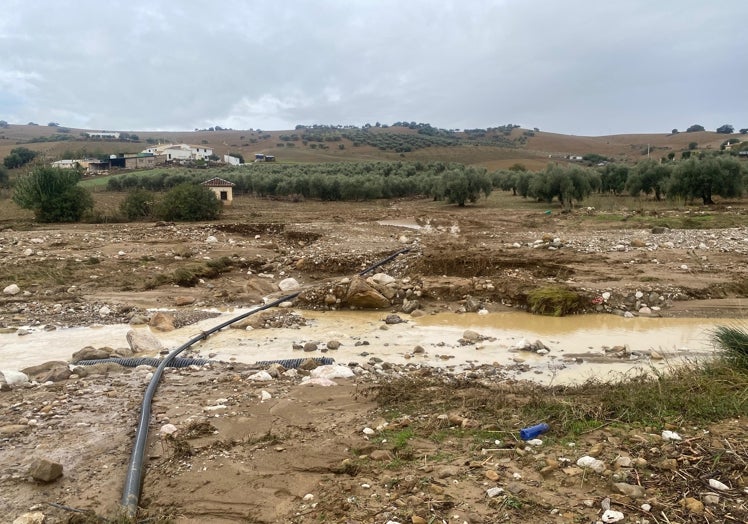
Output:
[0,122,742,172]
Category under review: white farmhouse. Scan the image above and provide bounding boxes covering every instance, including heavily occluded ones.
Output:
[141,143,213,161]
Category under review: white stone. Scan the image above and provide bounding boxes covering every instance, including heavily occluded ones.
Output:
[3,284,21,295]
[526,439,543,446]
[23,248,34,256]
[98,305,112,317]
[303,493,314,501]
[635,291,643,299]
[576,456,605,473]
[708,478,730,491]
[680,264,689,270]
[310,364,355,380]
[602,292,611,301]
[12,511,46,524]
[486,487,504,498]
[159,423,178,436]
[247,371,273,382]
[362,427,375,435]
[206,236,218,243]
[1,370,29,386]
[641,503,652,512]
[370,273,396,285]
[662,430,682,441]
[118,250,126,256]
[601,509,624,522]
[259,390,272,401]
[278,278,300,291]
[300,377,338,387]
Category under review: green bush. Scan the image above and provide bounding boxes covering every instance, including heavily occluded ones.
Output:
[527,286,584,316]
[120,189,155,220]
[12,167,93,222]
[154,183,221,221]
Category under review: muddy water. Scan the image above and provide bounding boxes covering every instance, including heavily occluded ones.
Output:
[0,310,733,385]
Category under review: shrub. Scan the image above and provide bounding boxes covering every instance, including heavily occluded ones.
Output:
[12,167,93,222]
[120,189,155,220]
[154,183,221,221]
[526,286,585,316]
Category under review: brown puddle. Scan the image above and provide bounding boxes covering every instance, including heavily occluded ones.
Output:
[0,310,738,385]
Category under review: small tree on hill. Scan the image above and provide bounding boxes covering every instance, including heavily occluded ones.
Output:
[154,183,221,221]
[686,124,705,133]
[12,166,93,222]
[4,146,38,169]
[716,124,734,134]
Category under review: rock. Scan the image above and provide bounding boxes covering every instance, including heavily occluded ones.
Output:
[576,456,605,473]
[310,365,355,380]
[462,330,482,342]
[159,424,178,436]
[303,342,318,352]
[680,497,704,514]
[205,235,218,243]
[149,312,176,332]
[12,512,46,524]
[486,487,504,498]
[369,450,393,461]
[344,276,390,309]
[3,283,21,295]
[613,482,645,499]
[278,277,300,291]
[247,371,273,382]
[28,457,63,482]
[326,340,341,350]
[0,372,10,391]
[72,346,111,362]
[174,296,195,306]
[21,361,71,383]
[412,345,425,354]
[662,430,682,441]
[369,273,396,286]
[0,370,29,387]
[651,226,669,234]
[126,329,165,353]
[601,509,624,522]
[384,314,404,325]
[702,493,720,505]
[401,299,420,314]
[411,517,428,524]
[464,296,482,312]
[708,478,730,491]
[98,305,112,317]
[0,424,28,436]
[656,458,678,471]
[485,469,500,481]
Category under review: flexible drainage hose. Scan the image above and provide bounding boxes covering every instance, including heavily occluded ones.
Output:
[121,247,410,517]
[76,356,335,369]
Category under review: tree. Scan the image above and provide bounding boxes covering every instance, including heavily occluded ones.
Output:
[669,156,744,205]
[599,163,629,194]
[627,159,672,200]
[688,142,698,150]
[0,120,8,128]
[154,183,221,221]
[12,167,93,222]
[4,146,38,169]
[740,128,748,135]
[529,164,595,208]
[716,124,734,134]
[671,128,679,134]
[437,166,492,206]
[686,124,705,133]
[120,189,155,220]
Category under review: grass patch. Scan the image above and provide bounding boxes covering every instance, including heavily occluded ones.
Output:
[526,286,585,316]
[371,358,748,440]
[712,324,748,368]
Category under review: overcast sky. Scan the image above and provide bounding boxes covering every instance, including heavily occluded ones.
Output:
[1,0,746,136]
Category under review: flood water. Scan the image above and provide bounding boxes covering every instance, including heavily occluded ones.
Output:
[0,309,735,385]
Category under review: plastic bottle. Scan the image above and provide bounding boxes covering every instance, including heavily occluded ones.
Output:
[519,422,549,440]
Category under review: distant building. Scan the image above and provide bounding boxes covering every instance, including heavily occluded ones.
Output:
[254,153,275,162]
[142,143,213,162]
[202,177,236,205]
[51,159,79,169]
[87,132,121,139]
[223,154,242,166]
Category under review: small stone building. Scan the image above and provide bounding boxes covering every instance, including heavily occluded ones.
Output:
[202,177,236,205]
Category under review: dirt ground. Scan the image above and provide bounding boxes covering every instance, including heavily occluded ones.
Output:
[1,194,748,523]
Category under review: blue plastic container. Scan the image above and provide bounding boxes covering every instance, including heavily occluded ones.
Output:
[519,422,549,440]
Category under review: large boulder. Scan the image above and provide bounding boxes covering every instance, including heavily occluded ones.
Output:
[149,312,175,332]
[344,276,390,309]
[126,329,165,353]
[72,346,111,362]
[28,457,63,482]
[21,361,70,382]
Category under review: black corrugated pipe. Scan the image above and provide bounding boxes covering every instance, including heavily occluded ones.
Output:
[122,247,410,517]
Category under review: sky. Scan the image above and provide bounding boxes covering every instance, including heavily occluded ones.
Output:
[1,0,746,136]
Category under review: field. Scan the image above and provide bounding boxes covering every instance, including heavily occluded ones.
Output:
[1,124,748,523]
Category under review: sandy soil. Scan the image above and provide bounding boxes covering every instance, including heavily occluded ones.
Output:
[1,195,747,523]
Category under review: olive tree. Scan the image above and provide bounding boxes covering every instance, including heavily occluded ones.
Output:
[669,156,744,204]
[12,166,93,222]
[154,183,221,221]
[627,160,672,200]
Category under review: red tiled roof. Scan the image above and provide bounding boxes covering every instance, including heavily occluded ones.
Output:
[202,177,235,187]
